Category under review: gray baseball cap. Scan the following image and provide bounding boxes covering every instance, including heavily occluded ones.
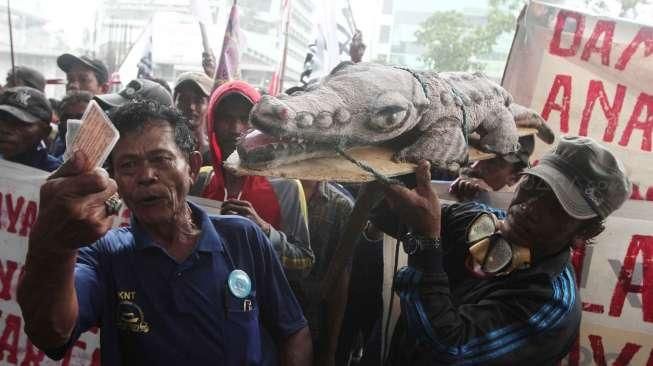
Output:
[94,78,173,109]
[524,136,631,219]
[6,66,46,91]
[0,86,52,123]
[173,71,213,97]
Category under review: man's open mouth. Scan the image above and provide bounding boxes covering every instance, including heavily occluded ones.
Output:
[138,194,166,206]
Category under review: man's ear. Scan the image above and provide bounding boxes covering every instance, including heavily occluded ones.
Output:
[188,151,203,183]
[572,221,605,250]
[100,83,110,94]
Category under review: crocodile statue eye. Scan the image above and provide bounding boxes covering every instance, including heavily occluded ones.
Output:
[370,107,408,131]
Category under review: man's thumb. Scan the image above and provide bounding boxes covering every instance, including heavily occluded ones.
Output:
[415,160,432,192]
[49,150,89,180]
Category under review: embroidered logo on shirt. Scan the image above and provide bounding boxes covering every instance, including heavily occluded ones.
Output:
[116,291,150,334]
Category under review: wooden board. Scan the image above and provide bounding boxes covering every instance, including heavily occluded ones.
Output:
[225,128,540,182]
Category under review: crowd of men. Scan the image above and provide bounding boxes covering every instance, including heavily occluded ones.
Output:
[0,46,631,366]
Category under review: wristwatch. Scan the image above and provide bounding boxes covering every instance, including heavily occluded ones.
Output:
[402,231,442,255]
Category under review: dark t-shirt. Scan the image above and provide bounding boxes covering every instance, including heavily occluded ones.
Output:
[10,141,61,172]
[46,202,307,365]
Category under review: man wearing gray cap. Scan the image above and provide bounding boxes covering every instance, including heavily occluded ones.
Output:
[57,53,110,95]
[378,136,630,365]
[174,71,213,163]
[0,87,60,172]
[94,78,173,111]
[5,66,46,92]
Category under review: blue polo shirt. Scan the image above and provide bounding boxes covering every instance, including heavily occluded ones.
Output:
[46,202,307,365]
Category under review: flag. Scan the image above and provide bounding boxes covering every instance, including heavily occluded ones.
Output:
[267,71,281,96]
[300,0,354,86]
[137,33,153,79]
[117,20,153,85]
[214,2,242,86]
[268,0,291,96]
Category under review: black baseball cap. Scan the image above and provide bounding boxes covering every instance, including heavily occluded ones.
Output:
[57,54,109,84]
[94,78,173,109]
[0,86,52,123]
[6,66,46,91]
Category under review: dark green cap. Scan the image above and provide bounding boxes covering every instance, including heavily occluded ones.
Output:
[524,136,630,219]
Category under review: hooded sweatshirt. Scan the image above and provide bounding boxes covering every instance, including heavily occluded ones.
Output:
[202,80,314,279]
[203,81,282,227]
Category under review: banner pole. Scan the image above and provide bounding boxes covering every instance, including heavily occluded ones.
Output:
[500,3,526,86]
[7,0,16,85]
[278,0,291,92]
[199,22,212,54]
[346,0,357,32]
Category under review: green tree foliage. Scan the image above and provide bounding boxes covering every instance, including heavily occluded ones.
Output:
[616,0,649,18]
[416,0,649,72]
[583,0,650,18]
[416,0,523,72]
[415,10,484,72]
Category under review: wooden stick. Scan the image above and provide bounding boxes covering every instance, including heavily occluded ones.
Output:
[199,22,212,55]
[320,182,385,297]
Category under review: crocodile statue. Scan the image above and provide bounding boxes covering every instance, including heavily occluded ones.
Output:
[238,62,554,171]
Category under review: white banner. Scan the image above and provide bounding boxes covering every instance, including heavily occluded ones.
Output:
[503,0,653,202]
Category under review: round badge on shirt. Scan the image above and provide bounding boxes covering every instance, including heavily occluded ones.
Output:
[228,269,252,298]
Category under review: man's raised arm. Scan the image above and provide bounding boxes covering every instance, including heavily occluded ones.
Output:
[17,151,117,349]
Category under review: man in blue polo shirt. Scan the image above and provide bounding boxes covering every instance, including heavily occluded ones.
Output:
[17,100,312,365]
[0,86,61,172]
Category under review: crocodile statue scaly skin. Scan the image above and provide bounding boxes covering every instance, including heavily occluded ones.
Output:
[238,62,553,171]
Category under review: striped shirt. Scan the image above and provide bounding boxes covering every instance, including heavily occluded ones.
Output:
[293,182,355,341]
[267,178,314,281]
[385,202,581,365]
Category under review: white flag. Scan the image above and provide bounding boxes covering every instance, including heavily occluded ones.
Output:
[117,20,153,85]
[190,0,212,25]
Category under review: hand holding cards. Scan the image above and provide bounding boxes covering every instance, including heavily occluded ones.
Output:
[60,100,122,216]
[64,100,119,168]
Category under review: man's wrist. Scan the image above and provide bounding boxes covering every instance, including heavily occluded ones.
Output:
[28,224,79,256]
[27,238,77,260]
[402,231,441,256]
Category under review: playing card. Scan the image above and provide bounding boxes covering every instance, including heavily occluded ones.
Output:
[66,100,120,168]
[63,119,82,161]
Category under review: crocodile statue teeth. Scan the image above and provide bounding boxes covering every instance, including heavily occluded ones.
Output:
[239,62,554,171]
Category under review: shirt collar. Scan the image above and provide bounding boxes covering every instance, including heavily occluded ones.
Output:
[131,200,224,253]
[527,246,571,278]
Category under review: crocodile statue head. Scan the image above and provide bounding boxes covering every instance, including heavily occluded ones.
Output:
[239,62,553,171]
